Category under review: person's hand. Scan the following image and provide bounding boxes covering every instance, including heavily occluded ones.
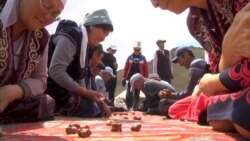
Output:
[99,101,112,118]
[0,85,23,113]
[122,79,126,87]
[87,90,104,102]
[220,3,250,71]
[191,85,201,102]
[199,74,216,96]
[198,73,228,97]
[0,87,10,113]
[158,89,172,99]
[114,62,118,70]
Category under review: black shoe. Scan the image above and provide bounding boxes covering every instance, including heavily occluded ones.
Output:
[144,107,161,115]
[110,106,128,112]
[198,108,209,126]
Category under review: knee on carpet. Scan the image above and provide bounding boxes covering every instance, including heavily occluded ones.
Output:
[167,105,177,117]
[234,123,250,140]
[209,120,236,132]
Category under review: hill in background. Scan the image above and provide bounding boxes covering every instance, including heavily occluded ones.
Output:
[115,46,205,96]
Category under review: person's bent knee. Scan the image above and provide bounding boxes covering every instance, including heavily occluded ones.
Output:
[158,99,168,114]
[209,120,236,132]
[234,123,250,140]
[168,104,179,118]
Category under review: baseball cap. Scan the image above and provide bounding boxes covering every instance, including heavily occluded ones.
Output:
[129,73,142,92]
[102,66,116,78]
[97,63,105,70]
[156,40,166,45]
[171,47,191,63]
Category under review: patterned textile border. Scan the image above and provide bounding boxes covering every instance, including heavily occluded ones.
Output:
[0,112,246,141]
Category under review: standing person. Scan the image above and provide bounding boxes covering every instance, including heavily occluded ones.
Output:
[102,45,118,106]
[153,40,173,84]
[122,41,148,110]
[151,0,250,139]
[158,47,208,116]
[46,9,113,118]
[0,0,66,124]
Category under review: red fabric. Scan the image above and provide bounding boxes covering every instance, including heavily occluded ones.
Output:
[1,112,245,141]
[169,93,209,121]
[168,96,192,119]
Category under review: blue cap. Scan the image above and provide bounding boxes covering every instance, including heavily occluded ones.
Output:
[171,47,191,63]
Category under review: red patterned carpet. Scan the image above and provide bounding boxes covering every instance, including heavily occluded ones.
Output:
[0,112,247,141]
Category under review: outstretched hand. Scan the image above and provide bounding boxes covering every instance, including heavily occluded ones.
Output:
[198,73,228,97]
[158,89,172,99]
[87,90,104,102]
[101,102,112,118]
[191,85,201,102]
[0,85,23,113]
[0,91,9,113]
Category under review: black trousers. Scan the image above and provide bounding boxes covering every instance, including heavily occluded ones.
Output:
[125,82,140,109]
[105,77,117,106]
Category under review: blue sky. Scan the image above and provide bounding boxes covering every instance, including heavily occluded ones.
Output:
[46,0,201,70]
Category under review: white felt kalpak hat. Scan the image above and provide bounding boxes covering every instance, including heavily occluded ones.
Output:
[129,73,142,92]
[133,41,141,48]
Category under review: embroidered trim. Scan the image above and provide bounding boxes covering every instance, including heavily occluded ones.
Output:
[24,30,43,78]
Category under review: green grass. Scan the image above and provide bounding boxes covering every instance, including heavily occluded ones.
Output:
[115,47,204,95]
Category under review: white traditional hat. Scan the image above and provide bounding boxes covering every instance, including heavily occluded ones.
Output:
[129,73,142,92]
[107,45,117,51]
[133,41,141,48]
[61,0,67,6]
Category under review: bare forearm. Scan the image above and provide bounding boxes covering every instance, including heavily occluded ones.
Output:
[199,73,228,96]
[73,85,91,98]
[219,49,242,72]
[219,3,250,71]
[1,85,24,101]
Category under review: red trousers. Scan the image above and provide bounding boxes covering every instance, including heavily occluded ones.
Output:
[168,93,209,121]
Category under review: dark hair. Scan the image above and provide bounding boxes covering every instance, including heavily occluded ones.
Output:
[186,50,195,57]
[55,20,78,32]
[94,24,113,32]
[85,24,113,33]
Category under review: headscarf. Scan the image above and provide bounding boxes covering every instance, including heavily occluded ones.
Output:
[79,25,88,68]
[61,0,67,6]
[0,0,67,29]
[79,9,113,68]
[0,0,19,29]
